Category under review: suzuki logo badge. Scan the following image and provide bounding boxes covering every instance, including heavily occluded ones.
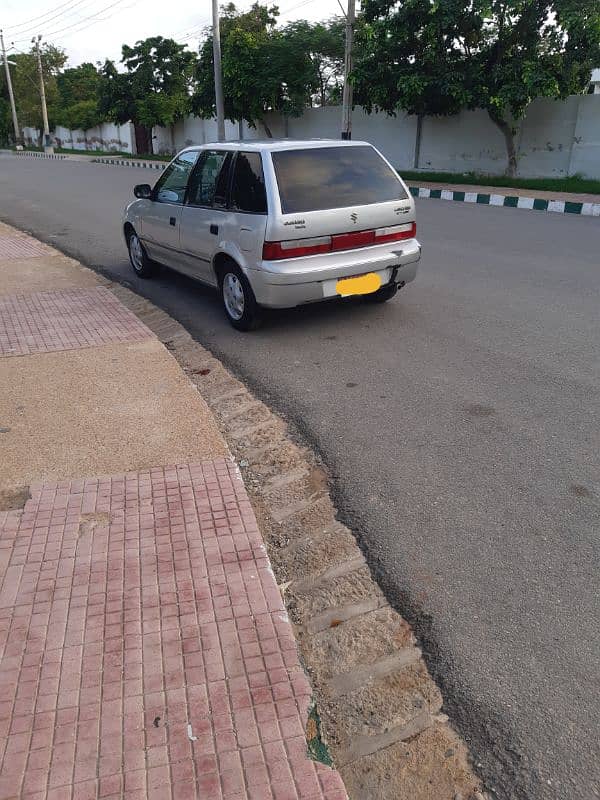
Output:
[350,212,358,223]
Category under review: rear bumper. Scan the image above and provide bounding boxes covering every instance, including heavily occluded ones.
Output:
[248,239,421,308]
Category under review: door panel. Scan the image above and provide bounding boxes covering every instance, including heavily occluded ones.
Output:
[228,151,268,264]
[179,150,232,284]
[140,150,199,270]
[142,204,184,265]
[178,206,218,284]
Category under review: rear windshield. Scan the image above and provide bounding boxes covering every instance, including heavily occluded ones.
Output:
[271,145,408,214]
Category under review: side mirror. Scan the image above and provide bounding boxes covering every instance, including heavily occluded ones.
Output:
[134,183,152,199]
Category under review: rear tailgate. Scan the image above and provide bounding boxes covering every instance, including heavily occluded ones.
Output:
[265,197,415,244]
[263,144,417,264]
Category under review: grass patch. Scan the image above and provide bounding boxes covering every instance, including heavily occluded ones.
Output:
[398,170,600,195]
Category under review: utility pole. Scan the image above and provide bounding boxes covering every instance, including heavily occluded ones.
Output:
[341,0,356,140]
[32,35,53,154]
[0,29,21,148]
[211,0,225,142]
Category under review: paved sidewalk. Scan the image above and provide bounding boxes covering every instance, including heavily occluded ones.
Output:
[0,223,347,800]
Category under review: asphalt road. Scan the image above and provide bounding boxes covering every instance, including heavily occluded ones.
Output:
[1,154,599,800]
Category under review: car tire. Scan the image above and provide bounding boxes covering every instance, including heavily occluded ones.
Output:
[365,282,398,303]
[220,263,262,331]
[127,228,156,278]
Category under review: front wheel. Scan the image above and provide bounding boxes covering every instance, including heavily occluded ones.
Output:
[220,265,262,331]
[127,228,156,278]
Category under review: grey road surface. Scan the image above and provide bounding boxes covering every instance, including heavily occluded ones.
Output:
[1,155,599,800]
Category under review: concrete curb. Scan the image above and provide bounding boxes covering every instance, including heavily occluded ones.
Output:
[409,185,600,216]
[11,150,67,160]
[110,287,486,800]
[1,150,166,169]
[91,156,166,170]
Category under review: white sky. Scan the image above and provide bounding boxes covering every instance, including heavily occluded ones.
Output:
[2,0,347,67]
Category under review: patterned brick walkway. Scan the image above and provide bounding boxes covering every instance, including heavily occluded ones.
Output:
[0,460,347,800]
[0,236,54,261]
[0,288,152,357]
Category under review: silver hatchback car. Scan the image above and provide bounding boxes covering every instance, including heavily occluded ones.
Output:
[123,139,421,330]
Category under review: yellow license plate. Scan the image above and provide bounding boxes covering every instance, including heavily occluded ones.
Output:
[336,272,382,296]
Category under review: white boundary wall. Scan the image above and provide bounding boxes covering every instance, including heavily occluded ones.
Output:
[22,122,135,153]
[24,94,600,178]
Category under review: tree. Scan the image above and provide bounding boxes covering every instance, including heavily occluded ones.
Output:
[192,3,317,136]
[281,19,345,107]
[55,62,103,136]
[98,37,196,152]
[473,1,600,175]
[0,98,11,146]
[97,59,135,125]
[355,0,600,176]
[7,44,66,133]
[57,62,100,107]
[62,99,103,132]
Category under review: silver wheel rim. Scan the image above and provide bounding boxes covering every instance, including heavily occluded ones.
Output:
[223,273,245,321]
[129,234,144,272]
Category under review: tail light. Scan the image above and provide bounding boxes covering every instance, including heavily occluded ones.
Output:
[374,222,416,244]
[263,222,416,260]
[262,236,332,260]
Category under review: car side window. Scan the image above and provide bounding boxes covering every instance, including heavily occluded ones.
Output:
[187,151,232,208]
[153,151,199,204]
[231,152,267,214]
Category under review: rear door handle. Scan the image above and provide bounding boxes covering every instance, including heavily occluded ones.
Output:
[210,224,219,235]
[169,217,176,226]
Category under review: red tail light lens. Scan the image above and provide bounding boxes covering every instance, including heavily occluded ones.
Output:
[262,236,332,260]
[331,230,376,250]
[374,222,416,243]
[263,222,416,260]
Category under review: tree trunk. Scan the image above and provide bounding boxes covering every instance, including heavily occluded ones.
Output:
[488,110,518,177]
[413,114,423,169]
[260,117,273,138]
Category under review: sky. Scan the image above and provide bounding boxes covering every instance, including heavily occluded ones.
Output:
[1,0,348,67]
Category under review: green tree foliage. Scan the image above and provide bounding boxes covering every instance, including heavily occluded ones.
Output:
[98,37,196,151]
[192,3,317,136]
[62,99,103,131]
[97,59,135,124]
[56,62,100,106]
[281,18,346,107]
[55,62,103,131]
[5,44,66,133]
[0,98,12,146]
[355,0,600,175]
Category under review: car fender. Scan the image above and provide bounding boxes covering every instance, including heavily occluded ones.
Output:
[123,199,146,236]
[211,241,254,282]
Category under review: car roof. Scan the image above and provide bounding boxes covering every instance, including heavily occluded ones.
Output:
[181,139,372,154]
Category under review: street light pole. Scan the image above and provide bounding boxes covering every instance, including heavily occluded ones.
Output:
[32,35,53,154]
[211,0,225,142]
[341,0,356,140]
[0,29,22,148]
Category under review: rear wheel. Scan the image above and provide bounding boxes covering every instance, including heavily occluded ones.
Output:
[127,228,156,278]
[364,282,399,303]
[220,263,262,331]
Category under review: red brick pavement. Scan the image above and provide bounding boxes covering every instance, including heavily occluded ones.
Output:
[0,460,347,800]
[0,236,54,261]
[0,288,152,357]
